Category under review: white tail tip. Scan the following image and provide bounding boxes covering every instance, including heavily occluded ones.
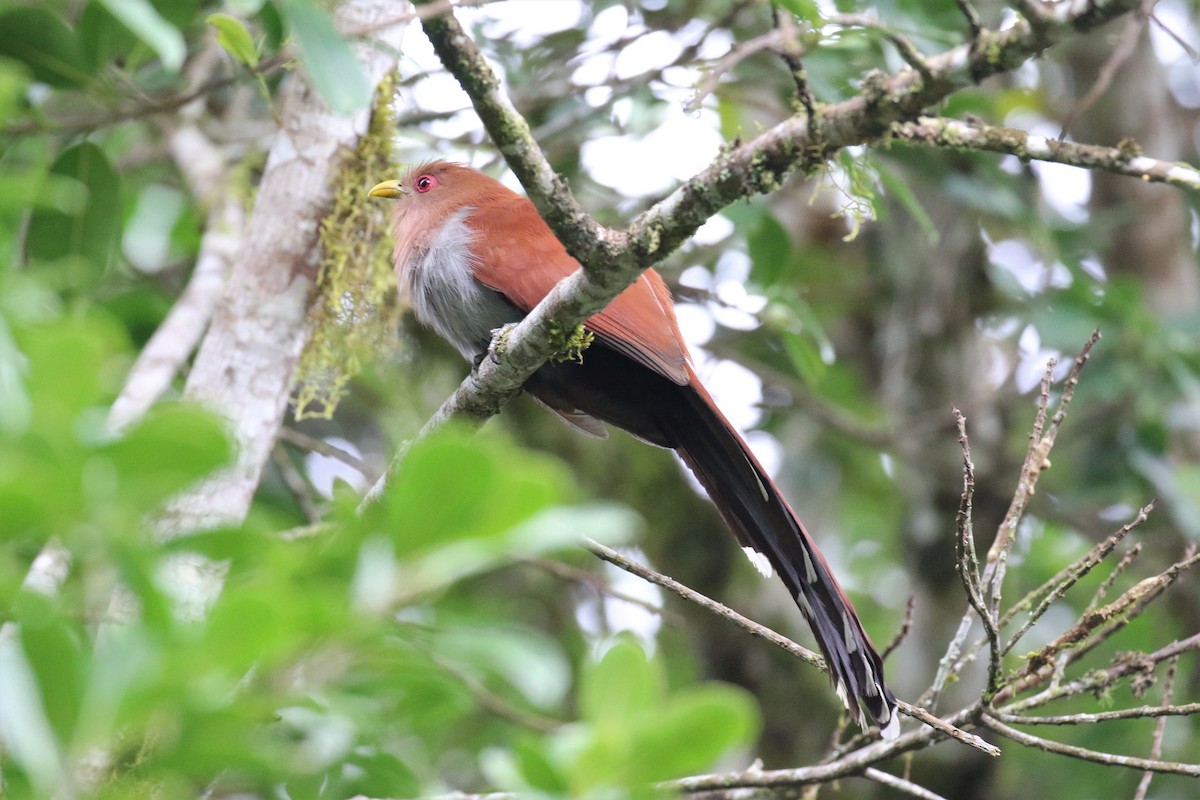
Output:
[879,711,901,741]
[741,546,774,578]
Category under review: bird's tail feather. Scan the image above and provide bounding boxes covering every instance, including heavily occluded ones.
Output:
[663,381,899,739]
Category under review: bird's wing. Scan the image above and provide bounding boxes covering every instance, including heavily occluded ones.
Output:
[468,196,690,386]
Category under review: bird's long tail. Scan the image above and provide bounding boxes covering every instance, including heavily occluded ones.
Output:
[662,378,899,739]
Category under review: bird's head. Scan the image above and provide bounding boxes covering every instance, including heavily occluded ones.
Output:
[368,160,506,216]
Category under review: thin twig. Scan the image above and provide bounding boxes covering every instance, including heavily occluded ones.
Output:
[881,596,915,661]
[772,6,818,125]
[1056,548,1200,673]
[582,537,1000,756]
[953,0,983,38]
[1000,633,1200,713]
[863,767,951,800]
[827,14,934,85]
[686,29,790,113]
[1003,550,1200,689]
[271,447,322,523]
[1001,504,1154,657]
[996,550,1200,706]
[997,505,1150,633]
[1133,658,1179,800]
[891,118,1200,193]
[1058,0,1156,139]
[278,427,379,484]
[981,714,1200,777]
[421,649,564,733]
[987,358,1056,614]
[525,557,685,627]
[928,410,991,706]
[1085,542,1143,613]
[896,702,1000,757]
[992,702,1200,726]
[581,537,823,671]
[1150,13,1200,60]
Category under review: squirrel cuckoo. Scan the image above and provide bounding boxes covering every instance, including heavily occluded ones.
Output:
[369,161,899,738]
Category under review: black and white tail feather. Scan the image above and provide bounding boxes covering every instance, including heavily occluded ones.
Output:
[526,342,900,738]
[667,383,900,740]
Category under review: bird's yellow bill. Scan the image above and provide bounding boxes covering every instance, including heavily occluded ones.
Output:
[368,179,406,199]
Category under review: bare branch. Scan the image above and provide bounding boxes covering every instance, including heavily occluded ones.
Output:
[524,557,685,627]
[898,703,1000,757]
[992,702,1200,726]
[1059,0,1156,138]
[881,595,915,662]
[1133,658,1179,800]
[1002,549,1200,692]
[987,358,1056,613]
[826,14,934,85]
[582,538,1000,757]
[891,117,1200,193]
[930,409,999,705]
[998,505,1149,633]
[1001,503,1154,657]
[1086,542,1144,613]
[278,427,379,484]
[953,0,983,39]
[981,714,1200,777]
[864,767,951,800]
[1001,633,1200,714]
[928,333,1101,703]
[581,537,824,671]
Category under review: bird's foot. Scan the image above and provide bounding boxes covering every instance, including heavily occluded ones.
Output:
[487,322,520,364]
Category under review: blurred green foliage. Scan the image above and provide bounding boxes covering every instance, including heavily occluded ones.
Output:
[2,0,1199,798]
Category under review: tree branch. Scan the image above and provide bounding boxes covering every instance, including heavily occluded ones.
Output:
[159,1,406,536]
[980,714,1200,777]
[891,117,1200,192]
[582,538,1000,757]
[396,0,1143,457]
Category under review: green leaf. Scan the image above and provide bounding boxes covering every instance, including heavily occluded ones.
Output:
[100,403,233,506]
[14,593,86,745]
[0,8,87,87]
[18,312,128,433]
[277,0,370,115]
[0,627,65,794]
[434,625,571,709]
[96,0,185,71]
[207,13,259,69]
[579,638,663,728]
[782,329,827,383]
[78,2,138,71]
[367,427,575,553]
[343,751,420,798]
[747,211,793,287]
[0,313,31,436]
[622,685,759,783]
[26,143,122,277]
[773,0,824,25]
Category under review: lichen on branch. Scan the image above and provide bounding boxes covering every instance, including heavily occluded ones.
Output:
[293,70,404,421]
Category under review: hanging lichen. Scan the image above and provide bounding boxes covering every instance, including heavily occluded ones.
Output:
[292,70,403,421]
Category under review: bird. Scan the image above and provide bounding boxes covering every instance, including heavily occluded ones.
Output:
[368,161,899,739]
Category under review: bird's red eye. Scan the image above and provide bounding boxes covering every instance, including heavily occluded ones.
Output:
[414,174,438,193]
